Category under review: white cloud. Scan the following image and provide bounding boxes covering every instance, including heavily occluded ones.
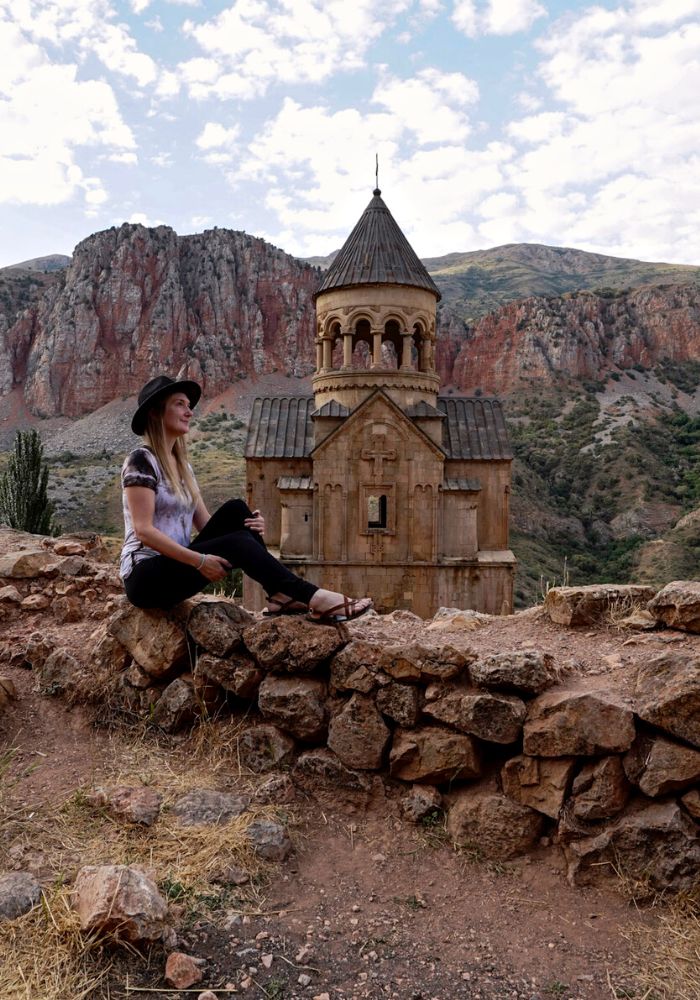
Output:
[180,0,413,100]
[190,214,213,228]
[126,211,164,225]
[7,0,159,87]
[483,0,546,35]
[500,0,700,261]
[105,151,139,164]
[507,110,566,144]
[452,0,545,37]
[150,152,174,168]
[195,122,241,150]
[229,82,512,255]
[373,68,478,144]
[0,23,136,210]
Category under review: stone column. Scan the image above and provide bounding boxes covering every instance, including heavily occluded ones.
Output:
[342,329,353,369]
[420,337,434,372]
[401,331,412,370]
[316,340,323,371]
[322,336,332,371]
[372,329,382,368]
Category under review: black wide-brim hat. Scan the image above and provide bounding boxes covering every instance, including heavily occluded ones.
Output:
[131,375,202,435]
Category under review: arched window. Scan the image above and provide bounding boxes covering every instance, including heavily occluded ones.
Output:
[413,322,424,370]
[367,494,388,529]
[352,318,372,368]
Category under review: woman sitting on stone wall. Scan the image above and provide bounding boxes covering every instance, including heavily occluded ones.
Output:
[119,374,372,623]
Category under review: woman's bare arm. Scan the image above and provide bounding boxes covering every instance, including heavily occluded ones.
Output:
[193,496,211,532]
[125,487,229,580]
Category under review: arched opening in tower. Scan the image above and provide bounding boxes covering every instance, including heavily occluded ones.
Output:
[352,318,372,369]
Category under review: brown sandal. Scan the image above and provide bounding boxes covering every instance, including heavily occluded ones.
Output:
[307,597,373,624]
[262,596,308,617]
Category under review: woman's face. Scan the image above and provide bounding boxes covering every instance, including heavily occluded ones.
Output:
[162,392,193,439]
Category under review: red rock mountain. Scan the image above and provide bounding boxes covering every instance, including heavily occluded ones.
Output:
[1,224,319,417]
[1,223,699,416]
[437,284,700,393]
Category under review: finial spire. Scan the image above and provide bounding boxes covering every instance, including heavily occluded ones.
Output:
[374,153,380,196]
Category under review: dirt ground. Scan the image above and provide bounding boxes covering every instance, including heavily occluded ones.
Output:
[4,607,696,1000]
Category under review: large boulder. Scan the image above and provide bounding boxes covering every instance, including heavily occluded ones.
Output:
[36,649,85,696]
[238,725,296,773]
[501,755,576,819]
[544,584,655,626]
[380,642,474,683]
[0,549,60,578]
[330,641,386,693]
[72,865,175,946]
[423,685,526,744]
[107,605,188,678]
[258,676,328,741]
[243,618,345,673]
[569,756,630,820]
[647,581,700,633]
[624,732,700,797]
[635,651,700,747]
[292,747,379,801]
[390,726,481,784]
[195,650,263,699]
[150,677,198,732]
[523,689,636,756]
[376,681,420,726]
[327,694,390,770]
[470,650,557,696]
[186,599,254,656]
[447,787,545,859]
[88,626,130,675]
[562,800,700,893]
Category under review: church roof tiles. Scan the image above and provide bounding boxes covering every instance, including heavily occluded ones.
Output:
[245,394,512,461]
[316,189,441,300]
[245,397,314,458]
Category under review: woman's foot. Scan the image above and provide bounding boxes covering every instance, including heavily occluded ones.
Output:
[263,593,308,616]
[308,590,373,623]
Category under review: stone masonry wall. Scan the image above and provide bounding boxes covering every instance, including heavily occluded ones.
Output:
[1,528,699,895]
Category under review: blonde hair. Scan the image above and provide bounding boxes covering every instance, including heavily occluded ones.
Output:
[143,398,199,503]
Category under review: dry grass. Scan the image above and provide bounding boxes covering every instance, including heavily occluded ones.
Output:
[603,597,655,631]
[0,888,114,1000]
[616,897,700,1000]
[0,722,288,1000]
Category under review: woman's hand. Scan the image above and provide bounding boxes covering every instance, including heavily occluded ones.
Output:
[244,509,265,536]
[198,553,231,581]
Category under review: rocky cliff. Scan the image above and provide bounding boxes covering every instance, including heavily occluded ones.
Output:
[1,225,319,417]
[440,283,700,393]
[1,224,699,417]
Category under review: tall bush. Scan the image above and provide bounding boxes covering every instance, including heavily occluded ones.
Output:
[0,429,60,535]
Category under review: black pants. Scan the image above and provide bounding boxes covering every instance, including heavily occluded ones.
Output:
[123,499,319,610]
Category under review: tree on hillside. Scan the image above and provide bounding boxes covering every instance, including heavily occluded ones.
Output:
[0,429,60,536]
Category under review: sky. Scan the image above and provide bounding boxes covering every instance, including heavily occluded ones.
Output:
[1,0,699,268]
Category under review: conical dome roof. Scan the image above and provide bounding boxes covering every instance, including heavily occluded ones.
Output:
[316,189,441,300]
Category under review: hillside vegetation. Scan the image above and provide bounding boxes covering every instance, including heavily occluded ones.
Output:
[1,234,699,606]
[426,242,700,322]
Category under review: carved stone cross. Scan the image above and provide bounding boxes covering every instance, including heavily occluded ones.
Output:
[361,444,397,479]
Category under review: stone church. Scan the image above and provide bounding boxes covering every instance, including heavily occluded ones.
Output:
[244,188,515,617]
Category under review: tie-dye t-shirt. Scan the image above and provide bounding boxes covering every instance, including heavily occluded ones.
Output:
[119,447,197,579]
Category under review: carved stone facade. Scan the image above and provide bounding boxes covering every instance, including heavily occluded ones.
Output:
[245,189,515,617]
